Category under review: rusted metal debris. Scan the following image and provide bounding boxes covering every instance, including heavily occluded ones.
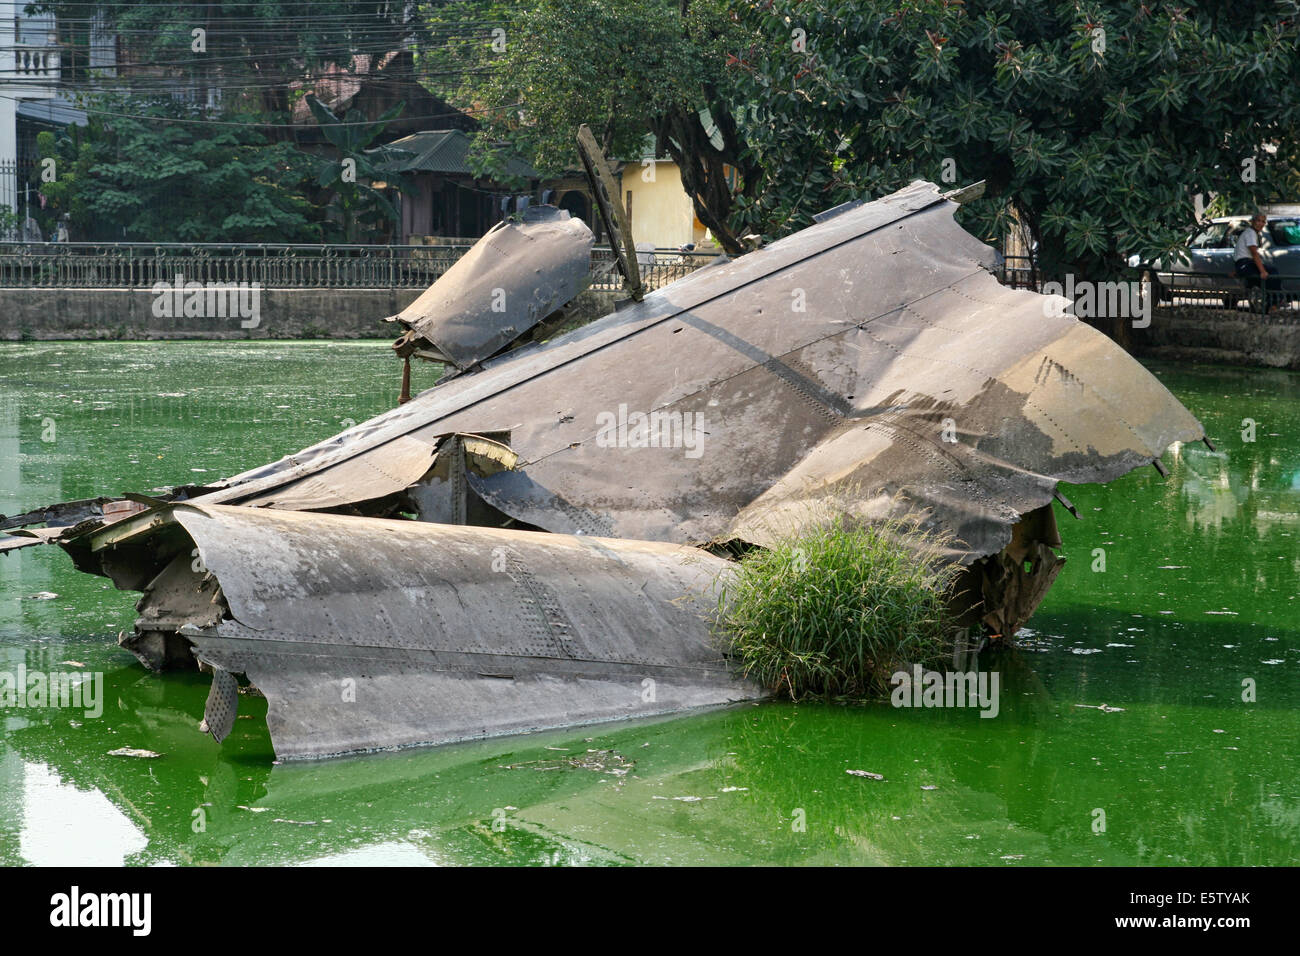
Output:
[389,204,594,370]
[1,178,1205,759]
[71,502,747,758]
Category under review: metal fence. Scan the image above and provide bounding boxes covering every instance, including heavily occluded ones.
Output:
[997,254,1299,315]
[0,240,719,291]
[0,160,39,231]
[588,247,718,291]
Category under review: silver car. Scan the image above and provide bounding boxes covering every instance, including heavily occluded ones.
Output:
[1129,214,1300,311]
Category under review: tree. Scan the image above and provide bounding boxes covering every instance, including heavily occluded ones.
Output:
[305,96,414,242]
[34,1,432,128]
[444,0,760,253]
[38,95,320,242]
[28,1,433,241]
[730,0,1300,342]
[33,131,95,236]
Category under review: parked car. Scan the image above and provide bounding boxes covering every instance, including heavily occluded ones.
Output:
[1127,214,1300,311]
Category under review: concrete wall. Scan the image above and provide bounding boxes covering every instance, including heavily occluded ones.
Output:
[1132,306,1300,370]
[620,161,710,250]
[0,287,620,340]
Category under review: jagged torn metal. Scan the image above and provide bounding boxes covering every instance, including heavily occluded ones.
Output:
[1,179,1206,758]
[387,204,594,369]
[183,180,1203,561]
[67,503,754,759]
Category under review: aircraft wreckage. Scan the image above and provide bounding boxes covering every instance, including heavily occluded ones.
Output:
[1,150,1205,759]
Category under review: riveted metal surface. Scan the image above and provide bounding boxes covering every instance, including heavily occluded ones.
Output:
[200,666,239,743]
[134,503,757,757]
[391,207,595,370]
[170,180,1201,563]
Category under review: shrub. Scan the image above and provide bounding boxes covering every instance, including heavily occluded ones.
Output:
[718,517,959,701]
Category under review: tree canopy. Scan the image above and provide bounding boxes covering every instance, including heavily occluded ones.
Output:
[37,96,321,242]
[732,0,1300,276]
[441,0,1300,277]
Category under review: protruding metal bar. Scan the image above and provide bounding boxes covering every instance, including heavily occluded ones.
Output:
[1054,489,1081,519]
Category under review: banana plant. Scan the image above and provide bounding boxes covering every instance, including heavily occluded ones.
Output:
[306,94,415,242]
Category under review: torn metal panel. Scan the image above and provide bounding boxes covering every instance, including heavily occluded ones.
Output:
[388,205,594,369]
[76,503,757,759]
[235,432,516,513]
[186,180,1202,567]
[0,179,1210,758]
[238,433,440,510]
[576,123,643,300]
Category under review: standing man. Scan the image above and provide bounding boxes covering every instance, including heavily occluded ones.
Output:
[1234,212,1280,312]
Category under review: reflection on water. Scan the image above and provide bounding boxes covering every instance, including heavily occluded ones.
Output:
[0,344,1296,865]
[17,761,149,867]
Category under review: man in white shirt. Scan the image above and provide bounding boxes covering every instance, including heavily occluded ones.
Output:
[1234,213,1280,311]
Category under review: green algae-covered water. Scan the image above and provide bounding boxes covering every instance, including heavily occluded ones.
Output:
[1,342,1296,866]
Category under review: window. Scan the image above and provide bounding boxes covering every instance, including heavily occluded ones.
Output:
[1268,218,1300,247]
[1190,223,1229,248]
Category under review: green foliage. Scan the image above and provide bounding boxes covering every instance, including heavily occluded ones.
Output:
[37,1,428,107]
[305,95,413,241]
[432,0,758,250]
[730,1,1300,284]
[35,130,96,237]
[41,95,320,242]
[718,518,958,701]
[461,0,710,171]
[30,1,429,241]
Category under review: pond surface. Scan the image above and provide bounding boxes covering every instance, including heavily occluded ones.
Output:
[0,342,1296,865]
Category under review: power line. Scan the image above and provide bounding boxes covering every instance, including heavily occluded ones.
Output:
[0,91,522,127]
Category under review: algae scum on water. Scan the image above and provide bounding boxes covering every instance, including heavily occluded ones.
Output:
[1,343,1298,865]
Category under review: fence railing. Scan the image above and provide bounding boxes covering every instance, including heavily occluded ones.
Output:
[0,160,39,226]
[0,241,720,291]
[997,254,1299,314]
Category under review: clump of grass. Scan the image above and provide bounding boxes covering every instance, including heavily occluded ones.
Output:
[718,517,959,701]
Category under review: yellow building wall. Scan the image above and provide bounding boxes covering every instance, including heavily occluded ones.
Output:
[620,160,706,249]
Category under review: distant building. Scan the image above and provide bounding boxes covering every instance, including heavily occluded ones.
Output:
[0,2,62,231]
[618,151,721,251]
[370,129,543,242]
[288,50,478,145]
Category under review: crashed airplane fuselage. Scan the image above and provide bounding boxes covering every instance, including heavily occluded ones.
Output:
[1,180,1205,759]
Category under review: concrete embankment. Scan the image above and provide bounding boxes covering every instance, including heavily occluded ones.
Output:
[1133,306,1300,369]
[0,288,619,340]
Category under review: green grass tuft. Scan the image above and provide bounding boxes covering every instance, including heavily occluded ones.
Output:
[718,517,959,701]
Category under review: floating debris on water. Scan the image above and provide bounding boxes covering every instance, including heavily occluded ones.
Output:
[652,795,714,802]
[107,747,162,759]
[502,749,634,775]
[25,592,58,601]
[847,770,885,780]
